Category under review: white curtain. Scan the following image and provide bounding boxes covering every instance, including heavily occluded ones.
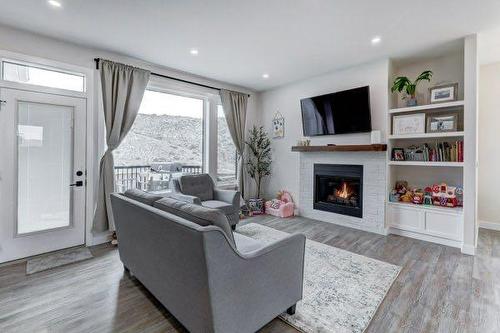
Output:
[92,60,150,233]
[219,89,248,199]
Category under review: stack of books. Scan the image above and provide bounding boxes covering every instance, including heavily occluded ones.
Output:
[404,141,463,162]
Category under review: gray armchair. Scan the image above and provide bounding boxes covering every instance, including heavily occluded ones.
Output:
[170,174,240,228]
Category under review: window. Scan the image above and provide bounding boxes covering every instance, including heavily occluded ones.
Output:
[2,61,85,92]
[113,90,204,192]
[217,105,237,183]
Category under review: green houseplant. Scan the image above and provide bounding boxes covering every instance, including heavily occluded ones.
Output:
[391,70,433,106]
[245,126,272,213]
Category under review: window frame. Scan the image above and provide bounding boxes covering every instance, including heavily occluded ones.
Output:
[126,86,208,175]
[1,59,87,93]
[113,76,239,189]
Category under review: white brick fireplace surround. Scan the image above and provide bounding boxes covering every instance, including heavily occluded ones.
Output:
[298,152,387,235]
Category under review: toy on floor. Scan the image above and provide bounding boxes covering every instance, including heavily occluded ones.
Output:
[265,190,295,217]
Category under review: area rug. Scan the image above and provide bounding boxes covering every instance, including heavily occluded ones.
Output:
[26,247,93,275]
[236,224,401,333]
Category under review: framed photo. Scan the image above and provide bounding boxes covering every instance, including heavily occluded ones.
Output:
[392,148,405,161]
[393,113,426,136]
[429,83,458,104]
[426,113,458,133]
[272,111,284,138]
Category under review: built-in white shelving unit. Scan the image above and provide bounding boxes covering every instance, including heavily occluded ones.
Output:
[385,38,478,254]
[388,201,463,215]
[389,100,465,114]
[388,131,464,140]
[388,161,463,167]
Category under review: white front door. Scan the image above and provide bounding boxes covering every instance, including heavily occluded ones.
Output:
[0,88,86,263]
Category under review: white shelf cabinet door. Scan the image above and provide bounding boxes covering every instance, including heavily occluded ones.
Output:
[388,205,425,232]
[425,211,462,241]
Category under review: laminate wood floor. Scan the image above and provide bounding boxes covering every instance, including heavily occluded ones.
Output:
[1,215,499,333]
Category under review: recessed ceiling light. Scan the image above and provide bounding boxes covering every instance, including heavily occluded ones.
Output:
[371,36,381,45]
[190,49,199,55]
[48,0,62,7]
[262,73,269,79]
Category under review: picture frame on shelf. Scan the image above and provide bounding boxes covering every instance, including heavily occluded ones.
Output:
[429,83,458,104]
[392,113,426,136]
[392,148,405,161]
[426,113,458,133]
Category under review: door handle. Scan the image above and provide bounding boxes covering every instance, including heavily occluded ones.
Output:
[70,181,84,187]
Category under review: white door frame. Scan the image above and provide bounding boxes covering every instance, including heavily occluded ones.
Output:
[0,89,87,262]
[0,50,97,250]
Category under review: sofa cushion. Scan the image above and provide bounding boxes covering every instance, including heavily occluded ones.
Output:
[123,189,164,206]
[153,197,234,245]
[233,233,264,254]
[178,174,214,201]
[201,200,237,215]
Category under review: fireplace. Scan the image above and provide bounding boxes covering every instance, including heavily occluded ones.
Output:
[313,164,363,218]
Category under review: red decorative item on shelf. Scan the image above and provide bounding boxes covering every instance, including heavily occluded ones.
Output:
[431,183,458,207]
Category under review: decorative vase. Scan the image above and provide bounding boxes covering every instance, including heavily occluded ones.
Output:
[406,96,417,107]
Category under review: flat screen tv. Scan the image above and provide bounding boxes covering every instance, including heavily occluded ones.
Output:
[300,86,372,136]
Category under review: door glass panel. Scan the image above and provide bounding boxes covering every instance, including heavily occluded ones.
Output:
[17,102,73,234]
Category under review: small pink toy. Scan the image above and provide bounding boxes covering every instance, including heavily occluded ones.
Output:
[265,190,295,218]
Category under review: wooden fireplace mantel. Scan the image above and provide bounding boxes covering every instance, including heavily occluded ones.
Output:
[291,144,387,152]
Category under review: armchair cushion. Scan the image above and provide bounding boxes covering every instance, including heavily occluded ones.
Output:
[202,200,237,215]
[178,174,214,201]
[214,189,240,208]
[153,197,234,245]
[123,189,164,206]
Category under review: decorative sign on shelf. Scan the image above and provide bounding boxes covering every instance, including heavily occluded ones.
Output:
[272,111,285,138]
[392,113,426,135]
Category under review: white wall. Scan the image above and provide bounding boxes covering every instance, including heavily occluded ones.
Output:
[257,60,389,203]
[479,62,500,226]
[0,24,259,244]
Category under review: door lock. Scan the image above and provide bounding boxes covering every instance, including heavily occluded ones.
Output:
[70,181,84,187]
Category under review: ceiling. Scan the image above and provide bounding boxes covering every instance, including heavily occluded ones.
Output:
[1,1,500,91]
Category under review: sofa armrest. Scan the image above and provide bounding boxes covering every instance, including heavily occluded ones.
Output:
[213,189,240,208]
[168,192,202,205]
[204,232,306,332]
[242,233,305,261]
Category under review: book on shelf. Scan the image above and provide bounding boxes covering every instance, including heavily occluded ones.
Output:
[400,140,463,162]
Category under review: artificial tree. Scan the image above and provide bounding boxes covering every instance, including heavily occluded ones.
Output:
[245,125,272,199]
[391,70,433,106]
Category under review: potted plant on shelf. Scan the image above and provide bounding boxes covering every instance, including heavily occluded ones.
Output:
[245,125,272,214]
[391,70,433,106]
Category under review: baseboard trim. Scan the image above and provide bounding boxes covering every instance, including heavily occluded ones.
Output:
[479,220,500,231]
[388,228,462,249]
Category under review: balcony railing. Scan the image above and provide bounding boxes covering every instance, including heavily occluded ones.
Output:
[114,164,202,193]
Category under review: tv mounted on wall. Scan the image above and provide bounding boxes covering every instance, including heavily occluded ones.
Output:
[300,86,372,136]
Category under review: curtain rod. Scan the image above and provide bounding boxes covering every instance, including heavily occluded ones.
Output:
[94,58,250,97]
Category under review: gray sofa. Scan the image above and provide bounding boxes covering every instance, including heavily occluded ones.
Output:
[170,174,240,229]
[111,191,306,333]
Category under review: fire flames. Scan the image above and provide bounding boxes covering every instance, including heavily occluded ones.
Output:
[335,182,353,199]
